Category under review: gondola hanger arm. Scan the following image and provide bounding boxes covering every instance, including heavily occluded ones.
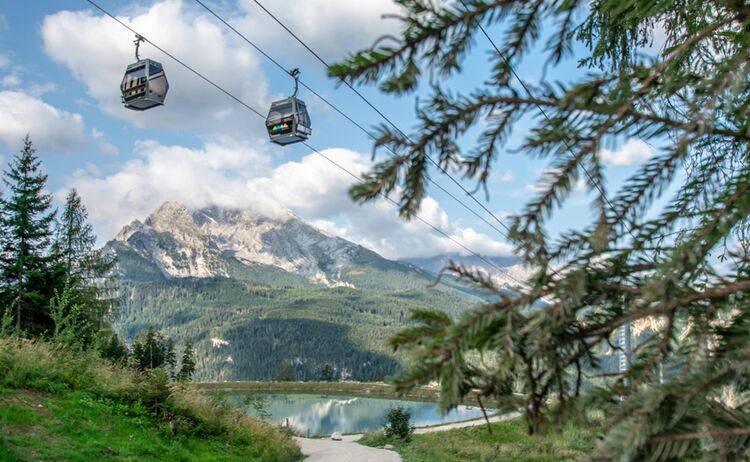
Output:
[134,34,145,61]
[289,68,300,97]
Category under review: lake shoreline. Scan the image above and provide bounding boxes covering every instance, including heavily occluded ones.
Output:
[213,390,496,437]
[194,381,498,406]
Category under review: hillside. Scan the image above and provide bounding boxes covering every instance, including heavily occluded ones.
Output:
[0,338,302,462]
[109,202,484,382]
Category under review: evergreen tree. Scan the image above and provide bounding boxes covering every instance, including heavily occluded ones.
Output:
[54,189,95,280]
[98,332,129,363]
[274,360,296,382]
[165,336,177,378]
[320,364,335,382]
[131,340,145,370]
[0,136,59,335]
[177,337,196,382]
[331,1,750,459]
[52,189,117,341]
[131,325,167,371]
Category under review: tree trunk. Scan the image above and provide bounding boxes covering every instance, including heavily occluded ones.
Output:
[477,395,493,434]
[15,270,23,332]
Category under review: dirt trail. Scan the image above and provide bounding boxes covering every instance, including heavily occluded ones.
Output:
[295,436,401,462]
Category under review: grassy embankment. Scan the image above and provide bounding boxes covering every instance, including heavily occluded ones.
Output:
[359,419,597,462]
[0,338,302,462]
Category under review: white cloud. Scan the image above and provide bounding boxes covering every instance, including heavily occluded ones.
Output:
[25,83,57,98]
[91,128,118,156]
[234,0,401,63]
[41,0,270,137]
[62,141,512,259]
[0,55,23,89]
[0,90,118,156]
[0,74,20,87]
[0,91,86,153]
[495,170,514,183]
[600,139,654,167]
[514,167,586,197]
[61,139,275,240]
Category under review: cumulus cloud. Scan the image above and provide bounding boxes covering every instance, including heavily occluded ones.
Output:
[91,128,119,156]
[0,74,20,88]
[0,91,118,156]
[0,91,86,153]
[60,139,274,239]
[234,0,401,63]
[600,139,655,167]
[0,55,23,89]
[41,0,270,137]
[62,141,512,259]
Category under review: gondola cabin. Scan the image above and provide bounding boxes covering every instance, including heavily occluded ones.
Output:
[121,59,169,111]
[265,96,311,145]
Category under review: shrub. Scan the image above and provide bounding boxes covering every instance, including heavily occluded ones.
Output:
[384,406,414,441]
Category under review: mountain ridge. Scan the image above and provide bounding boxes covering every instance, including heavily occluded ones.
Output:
[108,202,518,381]
[109,201,439,290]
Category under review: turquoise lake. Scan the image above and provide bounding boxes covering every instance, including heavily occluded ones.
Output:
[230,393,490,437]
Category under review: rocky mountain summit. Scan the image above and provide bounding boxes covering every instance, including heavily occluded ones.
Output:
[109,202,521,381]
[110,201,417,287]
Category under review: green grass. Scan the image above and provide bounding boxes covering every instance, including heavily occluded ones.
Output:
[359,418,597,462]
[0,338,302,462]
[0,388,288,462]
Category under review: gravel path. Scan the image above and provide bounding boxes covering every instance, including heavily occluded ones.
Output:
[295,436,401,462]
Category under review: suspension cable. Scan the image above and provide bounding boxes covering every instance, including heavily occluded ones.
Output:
[249,0,513,235]
[192,0,512,240]
[82,0,524,286]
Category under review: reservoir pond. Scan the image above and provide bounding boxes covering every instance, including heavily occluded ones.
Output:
[230,393,490,437]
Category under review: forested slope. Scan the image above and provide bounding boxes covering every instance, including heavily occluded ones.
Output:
[117,275,478,382]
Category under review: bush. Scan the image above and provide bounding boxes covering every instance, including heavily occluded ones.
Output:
[384,406,414,441]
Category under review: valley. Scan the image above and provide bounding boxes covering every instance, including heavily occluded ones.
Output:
[109,202,497,382]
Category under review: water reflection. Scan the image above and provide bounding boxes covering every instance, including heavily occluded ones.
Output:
[230,393,490,437]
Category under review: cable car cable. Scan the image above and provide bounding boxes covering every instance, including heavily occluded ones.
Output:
[455,0,639,241]
[81,0,523,285]
[85,0,265,119]
[250,0,513,236]
[192,0,511,239]
[300,139,517,279]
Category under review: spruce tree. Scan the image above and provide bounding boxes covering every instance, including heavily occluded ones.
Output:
[331,1,750,459]
[165,336,177,378]
[321,364,335,382]
[177,337,196,382]
[52,188,117,340]
[54,189,96,280]
[0,136,58,334]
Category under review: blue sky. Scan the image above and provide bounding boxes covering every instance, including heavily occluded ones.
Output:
[0,0,660,260]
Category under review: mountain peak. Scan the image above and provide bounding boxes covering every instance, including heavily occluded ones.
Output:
[110,202,393,287]
[145,201,193,231]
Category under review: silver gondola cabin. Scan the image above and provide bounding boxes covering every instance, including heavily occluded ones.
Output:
[266,69,311,145]
[121,35,169,111]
